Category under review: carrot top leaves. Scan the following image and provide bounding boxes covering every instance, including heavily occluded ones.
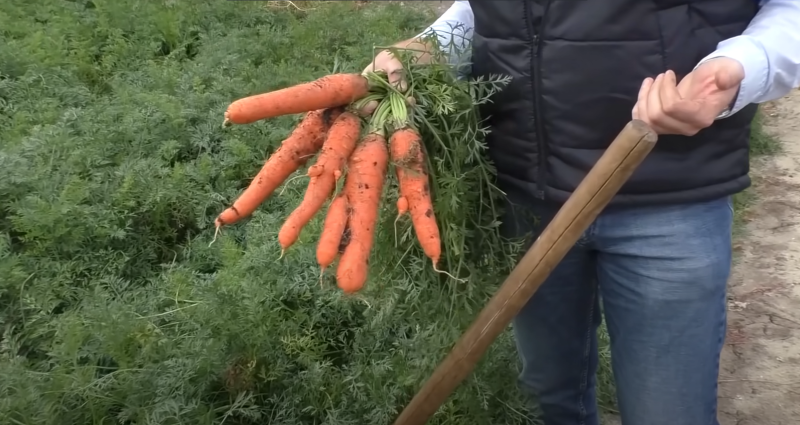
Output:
[367,98,392,136]
[366,30,519,291]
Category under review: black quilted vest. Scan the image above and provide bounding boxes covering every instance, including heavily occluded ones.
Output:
[470,0,759,206]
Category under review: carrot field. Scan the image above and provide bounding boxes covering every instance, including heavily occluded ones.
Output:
[0,1,616,424]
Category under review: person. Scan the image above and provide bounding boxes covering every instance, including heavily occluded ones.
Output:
[363,1,800,425]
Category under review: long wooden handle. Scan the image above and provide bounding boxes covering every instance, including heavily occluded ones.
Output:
[392,120,658,425]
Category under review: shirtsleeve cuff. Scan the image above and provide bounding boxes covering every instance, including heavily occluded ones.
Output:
[696,36,771,119]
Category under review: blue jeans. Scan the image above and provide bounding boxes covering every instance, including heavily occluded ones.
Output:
[503,196,733,425]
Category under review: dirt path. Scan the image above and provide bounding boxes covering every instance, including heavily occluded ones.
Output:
[717,89,800,425]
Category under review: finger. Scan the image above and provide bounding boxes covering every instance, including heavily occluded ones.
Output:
[715,65,744,91]
[657,70,695,129]
[658,70,682,111]
[638,77,654,104]
[362,50,392,75]
[634,77,654,122]
[378,53,408,92]
[361,58,381,76]
[664,71,709,131]
[357,100,378,116]
[647,74,686,134]
[387,68,408,93]
[645,73,665,121]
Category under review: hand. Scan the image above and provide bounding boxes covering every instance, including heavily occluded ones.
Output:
[632,58,744,135]
[359,49,408,115]
[359,38,436,115]
[362,49,408,91]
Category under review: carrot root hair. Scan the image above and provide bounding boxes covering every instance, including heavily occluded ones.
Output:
[393,196,408,247]
[278,174,309,197]
[209,226,221,247]
[432,260,465,282]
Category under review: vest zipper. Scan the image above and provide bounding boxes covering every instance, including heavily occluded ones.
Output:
[525,1,550,199]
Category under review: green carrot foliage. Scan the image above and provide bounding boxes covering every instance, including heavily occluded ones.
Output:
[0,1,536,424]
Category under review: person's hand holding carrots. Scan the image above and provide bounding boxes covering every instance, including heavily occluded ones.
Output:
[363,48,407,92]
[359,37,436,115]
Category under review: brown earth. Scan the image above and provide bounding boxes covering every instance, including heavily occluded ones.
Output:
[716,90,800,425]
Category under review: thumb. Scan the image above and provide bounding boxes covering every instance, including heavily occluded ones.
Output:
[714,61,744,92]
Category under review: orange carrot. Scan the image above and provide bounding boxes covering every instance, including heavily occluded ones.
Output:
[336,133,389,293]
[224,74,370,125]
[390,128,441,265]
[214,108,341,229]
[316,195,349,273]
[278,111,361,252]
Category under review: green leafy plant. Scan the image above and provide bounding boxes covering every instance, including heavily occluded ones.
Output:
[0,1,535,424]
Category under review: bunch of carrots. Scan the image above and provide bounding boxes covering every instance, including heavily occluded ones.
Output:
[214,72,445,294]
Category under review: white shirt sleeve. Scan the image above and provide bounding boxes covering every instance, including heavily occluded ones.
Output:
[698,0,800,117]
[417,0,474,68]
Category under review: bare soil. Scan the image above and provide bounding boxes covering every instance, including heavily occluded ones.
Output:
[717,90,800,425]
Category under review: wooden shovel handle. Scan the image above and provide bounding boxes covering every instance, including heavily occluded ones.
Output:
[392,119,658,425]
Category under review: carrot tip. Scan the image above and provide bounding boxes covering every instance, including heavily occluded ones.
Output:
[347,295,371,309]
[278,249,286,260]
[432,261,465,283]
[393,216,401,248]
[209,226,221,247]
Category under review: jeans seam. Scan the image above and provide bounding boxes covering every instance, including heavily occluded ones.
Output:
[578,285,597,425]
[709,286,727,424]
